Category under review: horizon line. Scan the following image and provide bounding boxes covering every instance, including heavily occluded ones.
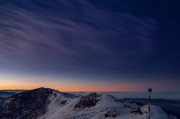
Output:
[1,87,180,93]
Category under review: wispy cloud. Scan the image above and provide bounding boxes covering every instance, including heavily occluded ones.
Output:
[0,0,157,72]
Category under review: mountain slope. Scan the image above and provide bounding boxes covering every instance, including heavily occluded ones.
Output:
[0,88,54,119]
[0,88,177,119]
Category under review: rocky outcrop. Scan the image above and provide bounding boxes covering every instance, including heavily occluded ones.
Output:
[131,107,143,115]
[104,107,121,118]
[74,93,100,109]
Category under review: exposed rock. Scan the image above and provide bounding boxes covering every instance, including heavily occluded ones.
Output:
[74,93,100,109]
[103,107,121,118]
[104,111,117,118]
[131,107,143,115]
[60,100,67,106]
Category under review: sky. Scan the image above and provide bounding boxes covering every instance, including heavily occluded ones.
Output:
[0,0,180,92]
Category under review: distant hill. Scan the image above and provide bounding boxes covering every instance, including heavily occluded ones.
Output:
[0,90,25,99]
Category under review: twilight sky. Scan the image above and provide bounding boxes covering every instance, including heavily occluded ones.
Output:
[0,0,180,92]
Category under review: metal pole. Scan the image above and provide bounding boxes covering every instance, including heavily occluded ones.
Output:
[148,88,152,119]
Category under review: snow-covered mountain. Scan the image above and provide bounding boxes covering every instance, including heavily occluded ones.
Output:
[0,88,177,119]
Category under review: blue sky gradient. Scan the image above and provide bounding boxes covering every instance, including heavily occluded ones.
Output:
[0,0,180,91]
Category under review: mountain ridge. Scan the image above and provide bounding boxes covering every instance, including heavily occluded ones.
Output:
[0,87,177,119]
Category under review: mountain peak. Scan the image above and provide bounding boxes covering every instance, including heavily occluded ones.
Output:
[33,87,56,92]
[0,87,56,119]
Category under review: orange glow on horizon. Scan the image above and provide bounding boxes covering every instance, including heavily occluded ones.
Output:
[0,74,179,92]
[0,74,142,92]
[0,82,139,92]
[0,78,143,92]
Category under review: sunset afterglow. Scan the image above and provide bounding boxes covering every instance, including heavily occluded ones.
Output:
[0,0,180,92]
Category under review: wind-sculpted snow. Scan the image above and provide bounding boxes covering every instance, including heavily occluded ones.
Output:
[0,88,177,119]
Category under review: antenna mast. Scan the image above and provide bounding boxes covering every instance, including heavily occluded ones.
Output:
[148,88,152,119]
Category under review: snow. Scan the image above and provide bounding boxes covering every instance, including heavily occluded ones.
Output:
[94,94,123,109]
[37,92,176,119]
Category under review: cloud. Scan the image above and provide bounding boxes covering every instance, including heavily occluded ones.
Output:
[0,0,157,72]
